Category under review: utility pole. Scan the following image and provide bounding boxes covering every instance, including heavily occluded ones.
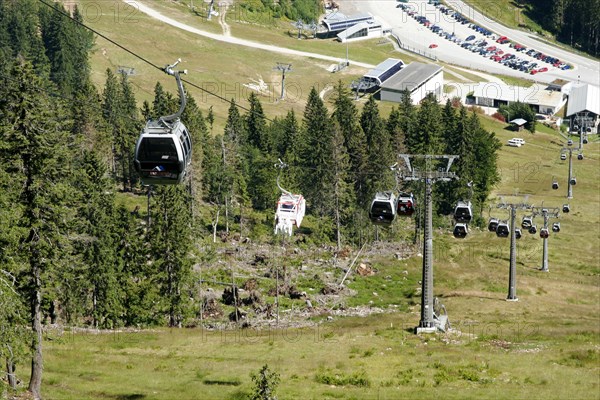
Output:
[294,19,303,39]
[274,62,292,101]
[496,197,532,301]
[398,154,458,333]
[560,145,582,200]
[530,206,560,272]
[207,0,215,20]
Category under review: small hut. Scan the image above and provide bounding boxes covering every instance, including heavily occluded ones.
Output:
[509,118,527,131]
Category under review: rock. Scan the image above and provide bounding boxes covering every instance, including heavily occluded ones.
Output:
[357,263,376,276]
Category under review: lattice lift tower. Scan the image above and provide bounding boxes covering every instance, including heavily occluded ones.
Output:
[398,154,458,333]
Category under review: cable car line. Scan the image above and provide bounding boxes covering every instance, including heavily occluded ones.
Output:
[36,0,270,122]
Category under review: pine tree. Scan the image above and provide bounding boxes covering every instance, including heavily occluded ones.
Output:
[414,93,443,154]
[149,186,194,327]
[39,2,93,97]
[2,0,49,73]
[399,89,418,154]
[78,151,124,328]
[116,204,159,326]
[331,81,369,206]
[0,58,75,399]
[118,72,141,190]
[360,95,394,199]
[298,87,335,217]
[331,122,355,249]
[246,92,270,152]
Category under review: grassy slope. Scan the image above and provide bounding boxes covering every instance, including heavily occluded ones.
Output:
[42,115,600,400]
[38,1,600,399]
[83,0,419,134]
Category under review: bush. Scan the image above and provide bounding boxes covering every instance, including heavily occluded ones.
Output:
[250,364,280,400]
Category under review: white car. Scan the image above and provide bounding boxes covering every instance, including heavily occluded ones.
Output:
[507,138,525,147]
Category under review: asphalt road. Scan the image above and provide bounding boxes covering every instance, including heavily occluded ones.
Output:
[341,0,599,86]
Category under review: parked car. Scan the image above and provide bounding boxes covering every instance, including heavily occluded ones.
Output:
[507,138,525,147]
[466,35,475,41]
[429,43,438,48]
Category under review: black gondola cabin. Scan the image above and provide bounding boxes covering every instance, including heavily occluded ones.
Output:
[134,120,192,185]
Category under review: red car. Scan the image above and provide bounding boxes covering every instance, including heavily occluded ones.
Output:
[530,69,539,75]
[538,67,548,73]
[491,55,502,62]
[429,43,438,48]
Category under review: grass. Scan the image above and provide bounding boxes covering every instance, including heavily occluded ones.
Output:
[31,1,600,399]
[81,0,422,135]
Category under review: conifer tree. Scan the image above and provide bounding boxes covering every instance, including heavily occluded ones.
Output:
[0,58,74,400]
[78,151,124,328]
[360,95,394,199]
[331,81,369,206]
[246,92,270,153]
[298,87,335,217]
[149,186,194,327]
[413,93,443,155]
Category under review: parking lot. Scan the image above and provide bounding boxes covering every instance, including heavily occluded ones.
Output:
[398,2,571,77]
[339,0,599,86]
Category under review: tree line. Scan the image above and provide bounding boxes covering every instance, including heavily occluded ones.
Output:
[0,1,501,397]
[524,0,600,56]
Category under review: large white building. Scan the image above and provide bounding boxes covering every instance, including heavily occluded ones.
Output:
[379,62,443,104]
[321,12,374,33]
[566,84,599,134]
[336,20,385,43]
[471,82,567,115]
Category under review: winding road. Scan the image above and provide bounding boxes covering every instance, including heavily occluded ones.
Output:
[123,0,375,69]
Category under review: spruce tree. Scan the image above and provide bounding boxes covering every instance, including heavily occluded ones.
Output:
[360,95,394,199]
[149,186,194,327]
[298,87,335,217]
[0,58,74,399]
[331,81,369,206]
[78,151,123,328]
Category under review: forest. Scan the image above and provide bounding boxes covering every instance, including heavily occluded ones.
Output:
[520,0,600,56]
[0,0,502,397]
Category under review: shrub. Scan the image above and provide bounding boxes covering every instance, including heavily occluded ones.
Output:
[250,364,280,400]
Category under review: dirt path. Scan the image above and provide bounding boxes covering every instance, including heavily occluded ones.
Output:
[123,0,375,69]
[218,4,231,37]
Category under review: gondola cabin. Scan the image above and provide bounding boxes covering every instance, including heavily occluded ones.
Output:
[577,153,584,160]
[488,217,499,232]
[369,192,397,225]
[515,228,522,239]
[496,221,509,237]
[274,193,306,236]
[134,120,192,185]
[528,224,537,234]
[570,177,577,185]
[562,204,570,213]
[453,223,468,238]
[552,222,560,232]
[396,192,415,216]
[453,200,473,223]
[540,228,549,239]
[552,180,559,190]
[560,153,567,161]
[521,216,533,229]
